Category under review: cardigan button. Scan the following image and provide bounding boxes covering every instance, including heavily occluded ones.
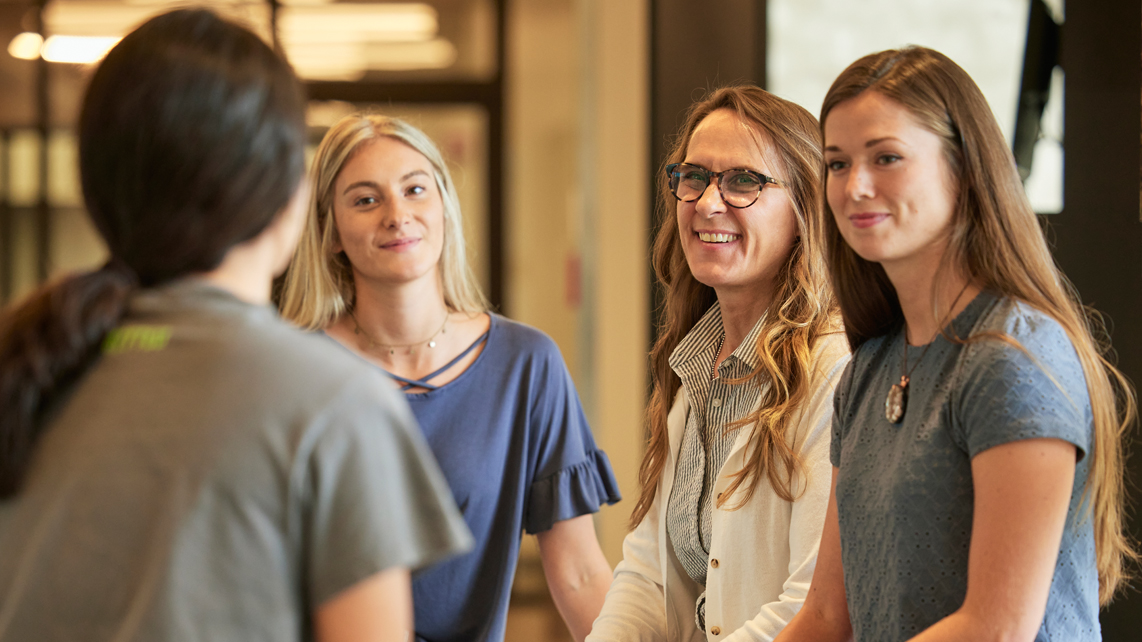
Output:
[710,626,722,635]
[710,558,719,568]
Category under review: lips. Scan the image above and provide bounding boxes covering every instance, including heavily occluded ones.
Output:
[381,237,420,250]
[848,213,890,229]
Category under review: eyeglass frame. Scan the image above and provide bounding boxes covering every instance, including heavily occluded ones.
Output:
[665,162,782,209]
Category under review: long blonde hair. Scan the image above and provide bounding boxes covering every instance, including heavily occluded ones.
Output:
[821,46,1137,604]
[279,114,486,329]
[630,85,839,529]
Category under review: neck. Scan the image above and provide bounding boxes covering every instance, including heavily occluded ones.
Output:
[883,248,978,346]
[350,273,450,346]
[197,244,275,305]
[715,282,774,354]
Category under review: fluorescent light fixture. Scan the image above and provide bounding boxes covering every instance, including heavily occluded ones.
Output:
[8,32,44,60]
[288,37,456,80]
[43,1,156,36]
[365,38,457,70]
[41,35,121,64]
[279,3,438,44]
[44,1,272,42]
[279,3,452,79]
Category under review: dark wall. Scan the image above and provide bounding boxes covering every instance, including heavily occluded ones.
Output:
[648,0,767,328]
[1057,0,1142,637]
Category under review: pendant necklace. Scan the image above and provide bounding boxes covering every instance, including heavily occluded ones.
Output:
[885,282,971,424]
[352,311,448,356]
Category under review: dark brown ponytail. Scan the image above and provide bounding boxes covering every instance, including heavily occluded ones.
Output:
[0,9,305,498]
[0,264,135,496]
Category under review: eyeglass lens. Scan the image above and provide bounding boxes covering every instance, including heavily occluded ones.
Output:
[669,164,767,208]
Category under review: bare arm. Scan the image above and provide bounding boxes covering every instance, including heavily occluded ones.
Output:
[537,514,614,642]
[315,567,413,642]
[906,437,1076,642]
[774,467,853,642]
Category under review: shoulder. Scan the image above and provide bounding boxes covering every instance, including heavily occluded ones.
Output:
[962,297,1084,386]
[489,313,565,363]
[953,296,1092,456]
[811,331,852,380]
[974,297,1073,350]
[224,313,406,425]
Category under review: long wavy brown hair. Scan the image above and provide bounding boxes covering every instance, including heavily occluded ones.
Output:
[630,86,838,529]
[821,46,1137,604]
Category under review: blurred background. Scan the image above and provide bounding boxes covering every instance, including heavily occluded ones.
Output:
[0,0,1137,639]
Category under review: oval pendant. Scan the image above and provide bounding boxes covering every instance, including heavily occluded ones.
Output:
[885,383,907,423]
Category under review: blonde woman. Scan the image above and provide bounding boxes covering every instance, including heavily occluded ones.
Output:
[776,47,1137,642]
[279,114,620,642]
[587,86,849,641]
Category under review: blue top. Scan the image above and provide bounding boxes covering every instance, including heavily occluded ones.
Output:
[830,291,1098,642]
[338,313,621,642]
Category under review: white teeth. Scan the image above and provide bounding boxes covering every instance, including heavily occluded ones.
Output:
[698,232,738,243]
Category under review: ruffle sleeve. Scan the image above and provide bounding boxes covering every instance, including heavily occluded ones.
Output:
[524,448,621,534]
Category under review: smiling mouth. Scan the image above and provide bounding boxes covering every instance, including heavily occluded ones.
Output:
[696,232,740,243]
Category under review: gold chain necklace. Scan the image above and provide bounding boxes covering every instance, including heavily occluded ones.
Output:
[885,282,971,424]
[352,311,448,356]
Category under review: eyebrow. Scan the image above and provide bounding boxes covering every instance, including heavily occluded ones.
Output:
[341,170,431,195]
[824,136,903,153]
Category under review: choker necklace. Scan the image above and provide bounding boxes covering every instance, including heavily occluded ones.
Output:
[885,282,971,424]
[352,311,448,356]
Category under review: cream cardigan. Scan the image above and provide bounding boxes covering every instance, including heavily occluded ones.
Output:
[587,334,849,642]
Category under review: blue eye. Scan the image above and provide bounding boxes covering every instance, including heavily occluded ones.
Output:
[877,154,902,165]
[826,160,848,172]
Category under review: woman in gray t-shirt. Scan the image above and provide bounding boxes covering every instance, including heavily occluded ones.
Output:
[0,10,469,642]
[775,47,1135,642]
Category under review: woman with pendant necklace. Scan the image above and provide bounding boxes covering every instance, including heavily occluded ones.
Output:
[587,86,849,641]
[775,47,1136,642]
[279,114,620,642]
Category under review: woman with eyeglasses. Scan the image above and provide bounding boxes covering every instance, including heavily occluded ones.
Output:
[0,10,471,642]
[773,47,1136,642]
[278,114,621,642]
[586,86,849,641]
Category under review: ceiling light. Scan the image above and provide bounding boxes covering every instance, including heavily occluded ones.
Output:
[41,35,121,64]
[279,3,438,43]
[43,1,156,36]
[8,32,43,60]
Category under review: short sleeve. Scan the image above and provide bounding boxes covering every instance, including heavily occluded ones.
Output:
[303,376,474,607]
[830,359,855,467]
[953,306,1092,460]
[522,339,621,535]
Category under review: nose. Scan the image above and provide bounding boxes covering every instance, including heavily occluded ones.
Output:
[694,177,726,217]
[844,163,875,202]
[380,198,411,229]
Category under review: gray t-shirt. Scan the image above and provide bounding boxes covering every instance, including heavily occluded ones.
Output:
[0,280,472,642]
[830,291,1098,642]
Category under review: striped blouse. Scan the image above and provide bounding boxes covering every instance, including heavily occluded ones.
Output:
[666,302,766,596]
